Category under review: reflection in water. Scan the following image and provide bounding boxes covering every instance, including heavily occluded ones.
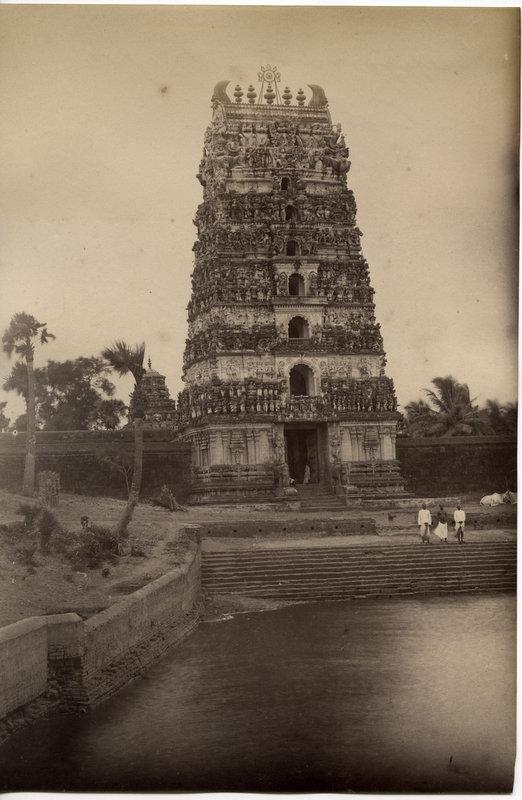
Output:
[0,594,515,792]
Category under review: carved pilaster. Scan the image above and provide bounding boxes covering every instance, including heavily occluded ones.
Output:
[208,430,222,465]
[340,426,353,461]
[389,429,398,459]
[246,429,256,463]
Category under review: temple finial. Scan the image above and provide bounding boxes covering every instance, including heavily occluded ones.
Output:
[258,65,282,105]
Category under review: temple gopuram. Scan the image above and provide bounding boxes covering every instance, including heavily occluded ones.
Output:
[177,66,406,503]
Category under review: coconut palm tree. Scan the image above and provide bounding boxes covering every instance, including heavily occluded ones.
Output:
[2,313,55,495]
[404,376,487,437]
[403,399,436,436]
[480,399,518,435]
[102,341,145,541]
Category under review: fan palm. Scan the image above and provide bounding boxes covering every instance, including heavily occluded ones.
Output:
[2,313,55,494]
[102,341,145,540]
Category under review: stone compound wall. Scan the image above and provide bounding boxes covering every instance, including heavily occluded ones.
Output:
[0,540,202,728]
[397,435,517,496]
[0,430,515,500]
[0,430,192,500]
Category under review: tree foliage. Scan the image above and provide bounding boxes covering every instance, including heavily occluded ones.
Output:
[0,401,10,432]
[101,340,146,385]
[480,400,518,436]
[2,313,54,360]
[404,376,488,437]
[102,340,146,419]
[3,356,126,430]
[2,313,55,495]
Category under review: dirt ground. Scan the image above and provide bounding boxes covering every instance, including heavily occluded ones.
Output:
[0,488,516,627]
[0,489,192,626]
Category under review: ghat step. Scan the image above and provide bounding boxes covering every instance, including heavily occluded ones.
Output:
[296,486,346,511]
[202,541,516,599]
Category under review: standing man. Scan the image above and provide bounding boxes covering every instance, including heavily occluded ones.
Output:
[417,502,432,544]
[454,504,466,543]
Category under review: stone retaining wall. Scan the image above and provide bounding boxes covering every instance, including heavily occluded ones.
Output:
[0,618,48,718]
[191,518,376,537]
[75,545,202,705]
[0,540,202,729]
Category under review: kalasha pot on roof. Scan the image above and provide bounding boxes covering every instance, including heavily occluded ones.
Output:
[178,66,406,504]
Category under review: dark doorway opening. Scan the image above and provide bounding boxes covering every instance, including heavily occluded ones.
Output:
[289,363,313,395]
[288,273,305,296]
[284,427,319,484]
[288,316,309,339]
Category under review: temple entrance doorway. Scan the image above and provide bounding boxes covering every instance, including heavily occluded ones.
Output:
[284,425,320,485]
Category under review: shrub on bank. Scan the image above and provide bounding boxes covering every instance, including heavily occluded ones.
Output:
[68,524,120,571]
[0,500,124,572]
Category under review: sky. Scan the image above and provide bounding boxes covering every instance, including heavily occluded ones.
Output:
[0,6,519,423]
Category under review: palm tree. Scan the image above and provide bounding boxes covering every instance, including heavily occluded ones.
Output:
[403,399,436,436]
[102,341,145,541]
[404,376,487,437]
[481,399,518,435]
[2,313,55,495]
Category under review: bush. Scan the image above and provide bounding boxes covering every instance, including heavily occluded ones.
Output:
[14,503,60,552]
[69,524,120,570]
[0,520,25,542]
[17,502,41,530]
[16,542,38,568]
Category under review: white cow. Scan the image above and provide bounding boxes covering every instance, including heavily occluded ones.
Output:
[480,493,504,507]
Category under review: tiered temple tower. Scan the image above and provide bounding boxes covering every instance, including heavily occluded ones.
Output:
[178,67,405,503]
[135,360,177,428]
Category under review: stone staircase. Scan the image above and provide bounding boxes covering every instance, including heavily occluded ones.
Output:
[296,484,346,512]
[202,541,516,600]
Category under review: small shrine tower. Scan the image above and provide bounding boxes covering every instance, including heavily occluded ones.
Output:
[178,67,405,503]
[134,359,177,428]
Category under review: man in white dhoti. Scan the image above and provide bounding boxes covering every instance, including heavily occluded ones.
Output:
[434,505,449,542]
[454,504,466,543]
[303,464,311,485]
[417,503,431,544]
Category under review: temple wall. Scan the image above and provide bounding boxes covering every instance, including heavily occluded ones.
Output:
[396,435,517,496]
[338,423,396,463]
[0,431,514,498]
[187,424,273,467]
[0,431,192,500]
